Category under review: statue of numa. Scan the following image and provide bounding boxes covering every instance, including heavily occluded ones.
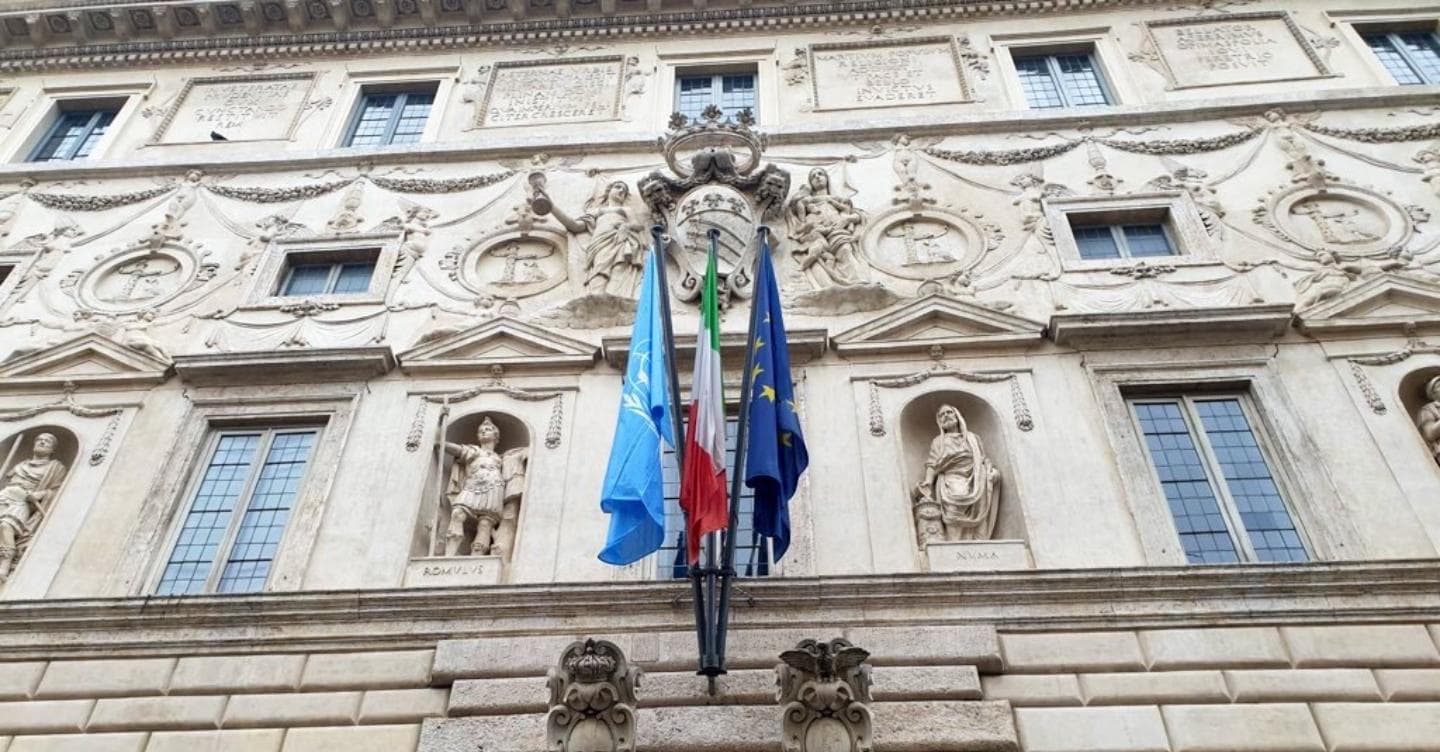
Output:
[911,405,1001,547]
[0,432,68,582]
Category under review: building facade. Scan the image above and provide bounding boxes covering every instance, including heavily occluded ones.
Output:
[0,0,1438,749]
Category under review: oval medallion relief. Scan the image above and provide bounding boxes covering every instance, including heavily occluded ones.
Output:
[450,228,569,299]
[862,208,1001,281]
[1268,185,1413,257]
[79,246,197,313]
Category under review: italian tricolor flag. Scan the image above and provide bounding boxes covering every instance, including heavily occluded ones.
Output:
[679,249,729,564]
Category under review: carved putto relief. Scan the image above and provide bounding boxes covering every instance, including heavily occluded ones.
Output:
[442,414,528,560]
[911,404,1000,547]
[0,428,72,584]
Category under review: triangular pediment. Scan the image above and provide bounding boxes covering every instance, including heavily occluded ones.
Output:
[398,316,598,374]
[832,294,1046,356]
[1297,274,1440,336]
[0,333,171,390]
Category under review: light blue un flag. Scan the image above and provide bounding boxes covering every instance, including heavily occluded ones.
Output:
[598,251,675,565]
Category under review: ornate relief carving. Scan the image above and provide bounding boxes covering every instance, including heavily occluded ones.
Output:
[866,360,1033,434]
[777,638,873,752]
[535,177,645,299]
[26,185,174,212]
[75,242,216,314]
[547,638,640,752]
[863,206,1001,283]
[444,222,569,300]
[1253,183,1420,258]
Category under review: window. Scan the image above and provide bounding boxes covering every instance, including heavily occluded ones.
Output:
[156,428,319,595]
[1071,222,1175,260]
[29,107,118,162]
[1131,396,1307,565]
[674,68,758,122]
[656,416,771,579]
[1363,30,1440,85]
[1012,51,1111,109]
[278,251,377,297]
[344,86,435,147]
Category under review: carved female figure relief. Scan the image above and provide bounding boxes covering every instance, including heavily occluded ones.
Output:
[785,168,869,289]
[536,179,647,298]
[0,432,69,582]
[1418,377,1440,467]
[911,404,1000,546]
[443,416,528,560]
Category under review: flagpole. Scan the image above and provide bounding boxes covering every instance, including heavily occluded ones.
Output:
[699,229,728,679]
[650,225,708,675]
[713,225,769,673]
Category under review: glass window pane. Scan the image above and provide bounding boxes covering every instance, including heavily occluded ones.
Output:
[31,110,113,162]
[1073,225,1122,260]
[1013,55,1065,109]
[331,262,375,294]
[1193,399,1307,563]
[1133,401,1241,565]
[1122,224,1175,257]
[281,264,332,296]
[1397,32,1440,84]
[1365,33,1425,84]
[719,74,757,120]
[675,75,716,121]
[389,92,433,145]
[156,434,261,595]
[347,94,398,147]
[1055,54,1110,106]
[216,431,317,593]
[657,417,769,579]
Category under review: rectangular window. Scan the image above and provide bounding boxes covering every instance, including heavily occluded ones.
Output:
[156,427,319,595]
[278,251,378,297]
[1012,51,1111,109]
[674,68,758,122]
[344,86,435,147]
[29,107,118,162]
[655,416,771,579]
[1071,222,1175,260]
[1131,396,1307,565]
[1363,30,1440,85]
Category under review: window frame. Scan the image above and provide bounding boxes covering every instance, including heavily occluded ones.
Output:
[278,257,378,298]
[992,30,1134,112]
[246,234,398,309]
[1361,28,1440,85]
[1071,221,1177,261]
[343,87,437,148]
[153,424,323,595]
[323,67,456,149]
[1126,392,1310,564]
[27,108,118,162]
[1010,50,1114,109]
[672,65,760,123]
[1046,192,1212,269]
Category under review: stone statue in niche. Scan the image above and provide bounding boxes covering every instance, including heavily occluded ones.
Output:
[1418,377,1440,467]
[0,433,68,582]
[534,178,647,298]
[786,168,869,289]
[443,416,528,559]
[911,404,1000,546]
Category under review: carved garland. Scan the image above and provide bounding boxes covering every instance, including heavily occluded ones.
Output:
[1343,337,1440,415]
[922,128,1261,166]
[0,384,125,465]
[26,186,173,211]
[864,366,1034,434]
[406,380,566,452]
[1301,121,1440,145]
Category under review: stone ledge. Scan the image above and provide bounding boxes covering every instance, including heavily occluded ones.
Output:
[420,701,1018,752]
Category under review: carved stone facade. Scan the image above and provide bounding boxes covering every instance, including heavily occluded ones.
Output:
[0,1,1438,750]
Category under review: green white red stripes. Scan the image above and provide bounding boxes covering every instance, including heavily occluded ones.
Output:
[679,247,728,564]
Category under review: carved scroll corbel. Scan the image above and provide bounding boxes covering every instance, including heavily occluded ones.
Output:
[777,638,874,752]
[547,638,641,752]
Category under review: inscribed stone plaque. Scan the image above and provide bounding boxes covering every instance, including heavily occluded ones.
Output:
[480,57,625,127]
[1146,14,1327,89]
[926,540,1031,573]
[404,555,503,587]
[809,37,969,111]
[154,74,315,143]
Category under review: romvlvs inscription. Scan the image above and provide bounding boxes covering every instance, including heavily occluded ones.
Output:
[811,39,966,110]
[483,60,623,126]
[158,78,311,143]
[1149,17,1322,88]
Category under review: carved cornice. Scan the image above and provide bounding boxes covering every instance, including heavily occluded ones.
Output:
[0,561,1435,658]
[0,0,1178,71]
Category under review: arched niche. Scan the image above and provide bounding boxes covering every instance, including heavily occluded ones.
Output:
[0,425,80,584]
[898,390,1027,544]
[1399,367,1440,465]
[415,410,533,560]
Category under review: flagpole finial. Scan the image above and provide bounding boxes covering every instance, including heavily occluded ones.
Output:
[650,225,666,240]
[707,228,721,243]
[757,225,771,240]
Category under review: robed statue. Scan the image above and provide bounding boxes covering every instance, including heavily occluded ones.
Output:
[911,404,1001,546]
[0,433,68,582]
[535,179,647,298]
[443,417,529,559]
[785,167,869,289]
[1418,376,1440,467]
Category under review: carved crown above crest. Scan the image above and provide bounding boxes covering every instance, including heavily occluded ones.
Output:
[0,332,171,391]
[831,294,1046,357]
[398,316,598,375]
[1297,274,1440,337]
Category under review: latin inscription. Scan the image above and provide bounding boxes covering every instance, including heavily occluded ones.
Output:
[483,59,623,126]
[403,555,503,587]
[1149,18,1323,88]
[158,77,313,143]
[811,39,966,111]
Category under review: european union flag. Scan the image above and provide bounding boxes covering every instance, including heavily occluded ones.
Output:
[598,251,675,565]
[744,231,809,561]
